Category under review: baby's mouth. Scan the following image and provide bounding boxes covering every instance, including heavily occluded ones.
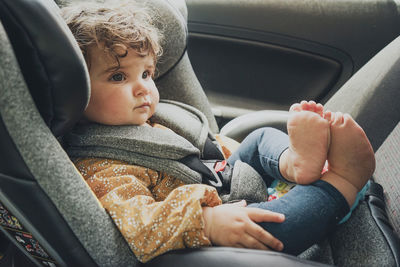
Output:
[136,102,150,109]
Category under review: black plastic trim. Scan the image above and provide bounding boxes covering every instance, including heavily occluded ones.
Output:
[0,173,97,267]
[188,22,353,101]
[0,0,89,137]
[0,116,34,181]
[146,247,331,267]
[367,181,400,267]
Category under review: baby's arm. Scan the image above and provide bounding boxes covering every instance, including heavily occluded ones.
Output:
[202,200,284,251]
[74,158,221,262]
[101,183,221,262]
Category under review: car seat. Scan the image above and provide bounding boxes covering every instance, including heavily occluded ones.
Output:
[0,0,398,267]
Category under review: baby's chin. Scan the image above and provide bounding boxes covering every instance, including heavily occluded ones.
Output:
[129,117,152,126]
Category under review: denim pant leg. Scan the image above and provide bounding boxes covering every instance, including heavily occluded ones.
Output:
[227,127,350,255]
[248,180,349,255]
[227,127,289,185]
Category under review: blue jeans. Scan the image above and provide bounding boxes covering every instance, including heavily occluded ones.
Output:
[227,127,350,255]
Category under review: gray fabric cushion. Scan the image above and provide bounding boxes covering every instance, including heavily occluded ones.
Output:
[152,100,212,154]
[374,121,400,237]
[157,53,219,132]
[298,240,334,265]
[0,22,138,267]
[144,0,187,79]
[66,122,203,185]
[299,201,396,266]
[325,36,400,152]
[330,201,395,267]
[221,160,268,203]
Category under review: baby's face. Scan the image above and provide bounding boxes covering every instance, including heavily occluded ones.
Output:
[84,46,159,126]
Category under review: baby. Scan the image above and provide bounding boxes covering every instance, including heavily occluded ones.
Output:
[62,0,375,262]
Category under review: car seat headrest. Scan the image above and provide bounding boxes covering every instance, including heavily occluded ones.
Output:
[147,0,188,79]
[0,0,90,137]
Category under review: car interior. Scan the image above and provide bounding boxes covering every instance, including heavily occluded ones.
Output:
[0,0,399,266]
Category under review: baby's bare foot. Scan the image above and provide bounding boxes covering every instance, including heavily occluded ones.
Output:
[325,112,375,191]
[280,110,330,184]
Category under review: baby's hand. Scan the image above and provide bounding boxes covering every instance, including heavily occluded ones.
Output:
[202,200,284,251]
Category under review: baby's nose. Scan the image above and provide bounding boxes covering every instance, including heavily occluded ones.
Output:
[133,82,150,96]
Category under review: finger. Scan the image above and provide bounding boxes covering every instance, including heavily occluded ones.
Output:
[238,234,270,251]
[246,208,285,223]
[228,199,247,207]
[245,222,284,251]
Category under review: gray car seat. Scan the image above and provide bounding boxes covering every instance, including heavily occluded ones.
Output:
[0,0,398,267]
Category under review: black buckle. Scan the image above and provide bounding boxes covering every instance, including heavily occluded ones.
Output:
[178,155,232,193]
[202,160,223,188]
[202,160,232,193]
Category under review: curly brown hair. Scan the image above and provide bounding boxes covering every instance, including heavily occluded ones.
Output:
[61,0,162,69]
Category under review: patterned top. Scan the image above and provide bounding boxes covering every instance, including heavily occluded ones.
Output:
[74,158,221,262]
[73,125,239,262]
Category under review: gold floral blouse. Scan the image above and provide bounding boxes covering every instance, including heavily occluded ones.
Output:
[74,135,239,263]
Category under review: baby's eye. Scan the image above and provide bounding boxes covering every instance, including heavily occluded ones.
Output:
[142,71,151,79]
[110,73,125,82]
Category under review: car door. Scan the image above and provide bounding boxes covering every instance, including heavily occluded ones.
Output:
[186,0,400,125]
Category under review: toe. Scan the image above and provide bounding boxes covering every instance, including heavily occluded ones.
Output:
[289,103,302,112]
[324,110,332,122]
[343,113,353,123]
[343,113,362,131]
[300,100,310,111]
[309,101,317,111]
[333,112,344,125]
[315,103,324,116]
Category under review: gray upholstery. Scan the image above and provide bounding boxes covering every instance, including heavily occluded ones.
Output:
[325,36,400,152]
[330,201,395,266]
[220,110,289,141]
[301,200,397,266]
[157,53,219,133]
[148,0,219,132]
[374,122,400,237]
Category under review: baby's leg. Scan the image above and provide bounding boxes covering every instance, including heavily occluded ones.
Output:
[249,179,349,255]
[321,112,375,206]
[227,127,290,185]
[280,102,330,184]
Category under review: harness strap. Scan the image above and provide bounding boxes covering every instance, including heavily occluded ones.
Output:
[179,155,231,193]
